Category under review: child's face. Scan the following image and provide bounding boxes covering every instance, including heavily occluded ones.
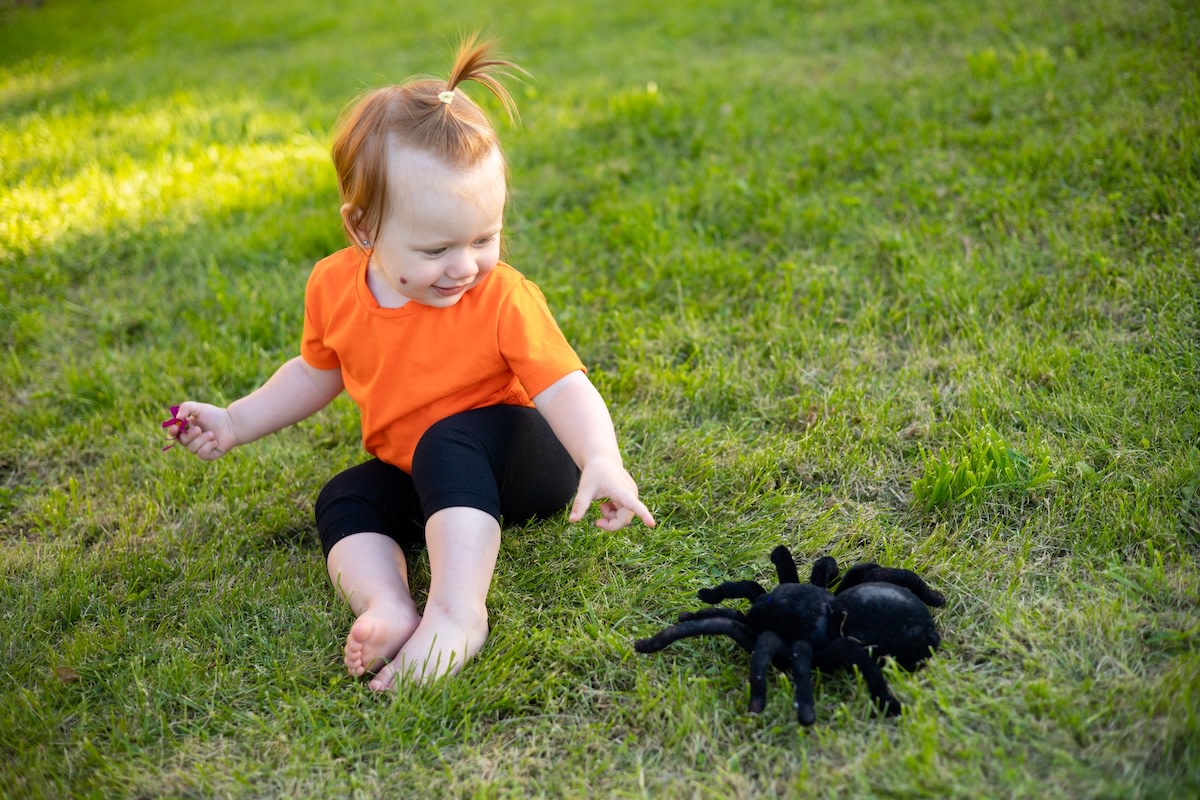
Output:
[359,146,506,309]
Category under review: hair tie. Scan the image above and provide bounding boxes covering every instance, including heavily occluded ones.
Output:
[438,90,455,105]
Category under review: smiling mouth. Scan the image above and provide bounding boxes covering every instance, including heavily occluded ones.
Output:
[434,284,469,296]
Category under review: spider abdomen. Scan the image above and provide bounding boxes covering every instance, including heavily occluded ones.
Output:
[835,583,941,670]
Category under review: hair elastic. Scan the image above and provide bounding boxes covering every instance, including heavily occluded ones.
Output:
[438,90,455,105]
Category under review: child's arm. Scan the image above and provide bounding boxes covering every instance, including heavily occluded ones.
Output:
[533,370,656,531]
[171,356,344,460]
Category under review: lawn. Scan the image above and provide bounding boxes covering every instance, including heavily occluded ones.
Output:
[1,0,1197,797]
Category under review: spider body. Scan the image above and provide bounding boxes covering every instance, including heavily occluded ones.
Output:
[633,545,945,725]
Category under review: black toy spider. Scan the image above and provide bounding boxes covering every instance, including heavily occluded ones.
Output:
[633,545,945,725]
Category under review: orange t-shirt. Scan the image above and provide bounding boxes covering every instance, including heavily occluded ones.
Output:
[300,248,585,472]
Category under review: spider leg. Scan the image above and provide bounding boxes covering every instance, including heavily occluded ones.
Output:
[748,631,789,714]
[769,545,800,584]
[814,637,902,718]
[633,617,759,655]
[698,580,766,604]
[809,556,839,589]
[678,607,749,624]
[836,564,946,607]
[788,640,817,726]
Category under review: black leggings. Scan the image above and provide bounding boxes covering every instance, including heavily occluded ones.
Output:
[314,405,580,559]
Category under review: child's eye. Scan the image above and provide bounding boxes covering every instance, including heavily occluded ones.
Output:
[474,235,497,247]
[423,248,447,257]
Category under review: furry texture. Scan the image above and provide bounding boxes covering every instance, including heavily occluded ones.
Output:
[634,546,945,725]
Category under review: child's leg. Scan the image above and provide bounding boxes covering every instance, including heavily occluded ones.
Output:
[316,459,427,681]
[369,406,578,688]
[327,532,422,678]
[369,506,499,689]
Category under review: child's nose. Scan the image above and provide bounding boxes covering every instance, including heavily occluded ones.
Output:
[444,252,478,280]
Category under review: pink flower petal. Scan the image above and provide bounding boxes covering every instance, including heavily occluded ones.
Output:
[160,405,190,451]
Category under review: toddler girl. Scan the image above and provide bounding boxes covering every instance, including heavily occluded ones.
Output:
[167,36,656,690]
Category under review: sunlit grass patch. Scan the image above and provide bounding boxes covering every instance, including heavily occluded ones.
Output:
[0,92,329,262]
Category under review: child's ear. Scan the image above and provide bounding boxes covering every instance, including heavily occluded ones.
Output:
[341,203,370,248]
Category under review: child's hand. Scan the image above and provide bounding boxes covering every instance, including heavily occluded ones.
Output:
[163,402,240,460]
[569,457,656,532]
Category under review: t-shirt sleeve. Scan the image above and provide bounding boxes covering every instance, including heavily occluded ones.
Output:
[300,267,342,371]
[497,278,586,398]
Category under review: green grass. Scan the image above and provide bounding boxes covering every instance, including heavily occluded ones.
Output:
[2,0,1198,796]
[912,423,1054,510]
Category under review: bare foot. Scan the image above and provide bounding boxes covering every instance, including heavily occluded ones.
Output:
[368,602,489,690]
[344,605,421,679]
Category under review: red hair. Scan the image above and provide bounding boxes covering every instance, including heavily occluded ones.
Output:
[331,34,525,249]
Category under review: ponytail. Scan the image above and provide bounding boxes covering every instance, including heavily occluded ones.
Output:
[331,34,526,250]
